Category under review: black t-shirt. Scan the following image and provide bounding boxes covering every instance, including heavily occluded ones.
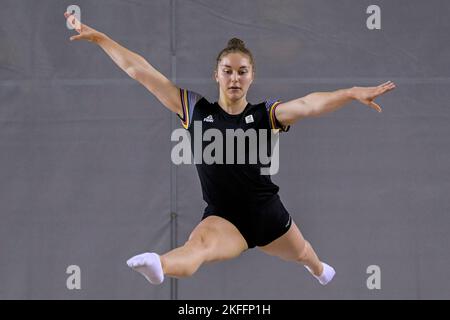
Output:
[177,88,290,209]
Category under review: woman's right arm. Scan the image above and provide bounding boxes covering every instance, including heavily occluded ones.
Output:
[96,34,183,117]
[64,12,183,117]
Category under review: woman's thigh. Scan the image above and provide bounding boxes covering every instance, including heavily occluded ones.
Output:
[188,215,249,263]
[257,221,306,262]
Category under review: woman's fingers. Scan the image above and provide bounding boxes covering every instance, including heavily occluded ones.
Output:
[378,80,396,90]
[357,81,395,113]
[385,83,396,92]
[378,80,392,87]
[368,101,382,113]
[375,82,396,96]
[70,34,84,41]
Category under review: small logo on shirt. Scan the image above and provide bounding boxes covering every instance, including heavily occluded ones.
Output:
[245,114,254,124]
[285,216,292,228]
[203,115,214,123]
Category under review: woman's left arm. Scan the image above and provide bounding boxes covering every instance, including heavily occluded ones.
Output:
[275,81,396,126]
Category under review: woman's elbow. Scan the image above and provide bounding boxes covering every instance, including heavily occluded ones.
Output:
[126,66,139,80]
[127,64,152,81]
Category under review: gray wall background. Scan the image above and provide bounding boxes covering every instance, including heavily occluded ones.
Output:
[1,0,449,299]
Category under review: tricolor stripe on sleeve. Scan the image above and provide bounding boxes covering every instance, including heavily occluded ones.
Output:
[178,88,190,129]
[267,100,290,132]
[178,88,203,129]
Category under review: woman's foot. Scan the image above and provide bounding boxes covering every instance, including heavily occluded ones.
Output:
[126,252,164,285]
[305,262,335,285]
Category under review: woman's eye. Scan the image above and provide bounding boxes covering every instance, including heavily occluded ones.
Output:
[223,70,247,74]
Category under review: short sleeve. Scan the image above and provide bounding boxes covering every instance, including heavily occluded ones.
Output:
[178,88,203,129]
[265,99,290,132]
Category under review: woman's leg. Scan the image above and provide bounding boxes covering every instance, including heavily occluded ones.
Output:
[258,221,335,284]
[258,221,322,274]
[127,215,248,284]
[161,215,248,277]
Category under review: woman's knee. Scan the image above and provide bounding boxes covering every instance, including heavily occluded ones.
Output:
[185,232,216,254]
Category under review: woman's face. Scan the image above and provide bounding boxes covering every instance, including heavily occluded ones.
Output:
[214,52,254,102]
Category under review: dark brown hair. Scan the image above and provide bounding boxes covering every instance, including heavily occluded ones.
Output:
[215,38,255,73]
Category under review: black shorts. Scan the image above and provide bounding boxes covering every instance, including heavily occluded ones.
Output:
[202,194,293,249]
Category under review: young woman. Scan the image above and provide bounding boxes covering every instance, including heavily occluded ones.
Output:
[64,12,395,286]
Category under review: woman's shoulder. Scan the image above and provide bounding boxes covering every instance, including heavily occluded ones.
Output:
[249,100,273,112]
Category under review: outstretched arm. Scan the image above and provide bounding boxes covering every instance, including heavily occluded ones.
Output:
[64,12,183,117]
[275,81,396,126]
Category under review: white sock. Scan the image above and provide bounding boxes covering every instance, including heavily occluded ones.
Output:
[305,262,335,285]
[126,252,164,285]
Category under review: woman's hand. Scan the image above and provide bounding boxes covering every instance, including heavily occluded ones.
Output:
[64,12,104,43]
[350,81,396,113]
